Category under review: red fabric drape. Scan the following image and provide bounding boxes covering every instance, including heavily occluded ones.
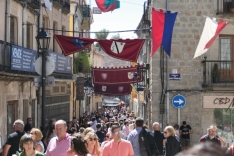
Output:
[94,84,132,96]
[98,39,145,62]
[54,35,96,56]
[92,66,142,84]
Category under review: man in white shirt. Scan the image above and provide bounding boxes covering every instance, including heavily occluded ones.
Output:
[122,121,130,139]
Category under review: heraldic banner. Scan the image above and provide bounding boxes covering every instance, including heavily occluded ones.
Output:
[92,66,142,84]
[94,84,132,96]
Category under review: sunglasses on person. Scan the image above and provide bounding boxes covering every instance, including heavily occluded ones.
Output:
[164,131,168,134]
[114,131,122,135]
[105,136,110,138]
[89,138,98,141]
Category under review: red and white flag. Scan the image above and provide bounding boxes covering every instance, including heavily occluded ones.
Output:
[193,17,228,59]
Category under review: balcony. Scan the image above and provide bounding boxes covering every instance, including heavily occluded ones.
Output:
[202,59,234,87]
[80,5,91,30]
[27,0,40,10]
[216,0,234,14]
[53,0,65,10]
[62,0,70,15]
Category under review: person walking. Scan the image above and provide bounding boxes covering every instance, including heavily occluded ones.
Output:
[95,123,105,144]
[128,117,158,156]
[24,118,33,134]
[199,125,221,146]
[103,124,134,156]
[16,134,45,156]
[122,121,130,140]
[163,126,182,156]
[83,132,102,156]
[46,120,71,156]
[2,119,25,156]
[179,121,192,150]
[30,128,45,153]
[67,133,91,156]
[152,122,165,156]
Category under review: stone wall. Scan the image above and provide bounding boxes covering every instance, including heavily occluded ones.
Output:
[150,0,234,146]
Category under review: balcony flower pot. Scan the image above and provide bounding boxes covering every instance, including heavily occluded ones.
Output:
[229,2,234,13]
[212,63,220,83]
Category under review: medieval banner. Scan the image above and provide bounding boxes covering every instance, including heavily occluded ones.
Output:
[94,84,132,96]
[92,66,142,84]
[98,39,145,62]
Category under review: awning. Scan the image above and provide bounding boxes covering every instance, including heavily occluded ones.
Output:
[102,99,120,107]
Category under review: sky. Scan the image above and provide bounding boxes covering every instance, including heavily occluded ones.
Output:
[88,0,146,39]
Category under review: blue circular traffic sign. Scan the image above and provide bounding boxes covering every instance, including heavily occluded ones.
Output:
[172,95,186,108]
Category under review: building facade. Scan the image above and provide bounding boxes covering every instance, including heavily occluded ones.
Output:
[137,0,234,146]
[0,0,75,146]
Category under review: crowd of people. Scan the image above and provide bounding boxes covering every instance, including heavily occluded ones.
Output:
[1,105,234,156]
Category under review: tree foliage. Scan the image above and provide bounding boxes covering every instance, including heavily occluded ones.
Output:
[110,33,120,39]
[95,28,109,39]
[73,52,91,74]
[95,28,109,48]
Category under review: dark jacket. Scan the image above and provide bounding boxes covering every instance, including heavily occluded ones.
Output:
[139,128,159,156]
[163,136,181,156]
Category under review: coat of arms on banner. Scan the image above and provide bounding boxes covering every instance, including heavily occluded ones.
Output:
[118,86,124,92]
[101,73,107,80]
[128,72,134,79]
[111,41,126,54]
[102,86,107,92]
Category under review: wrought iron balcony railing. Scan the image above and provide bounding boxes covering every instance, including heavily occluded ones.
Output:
[216,0,234,14]
[27,0,40,10]
[62,0,70,15]
[53,0,65,9]
[202,58,234,87]
[80,5,91,30]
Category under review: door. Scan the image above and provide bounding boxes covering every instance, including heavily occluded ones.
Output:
[7,101,18,135]
[219,36,234,82]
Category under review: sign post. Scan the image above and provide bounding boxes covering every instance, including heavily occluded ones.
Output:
[172,94,186,125]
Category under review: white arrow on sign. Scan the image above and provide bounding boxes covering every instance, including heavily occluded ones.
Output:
[174,99,184,105]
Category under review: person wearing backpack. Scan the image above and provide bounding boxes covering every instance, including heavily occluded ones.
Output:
[163,126,182,156]
[127,117,159,156]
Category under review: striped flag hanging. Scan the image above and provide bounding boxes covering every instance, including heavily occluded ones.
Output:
[193,17,228,59]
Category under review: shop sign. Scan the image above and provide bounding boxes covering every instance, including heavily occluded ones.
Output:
[203,96,234,108]
[11,45,72,74]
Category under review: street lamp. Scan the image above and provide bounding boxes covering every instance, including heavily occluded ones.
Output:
[35,28,50,130]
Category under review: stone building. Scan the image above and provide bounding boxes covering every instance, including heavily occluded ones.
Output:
[136,0,234,146]
[0,0,92,146]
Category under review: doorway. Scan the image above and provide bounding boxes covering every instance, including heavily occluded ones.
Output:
[7,101,18,135]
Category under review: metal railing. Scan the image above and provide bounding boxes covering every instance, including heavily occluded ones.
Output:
[202,58,234,86]
[0,40,12,69]
[217,0,234,14]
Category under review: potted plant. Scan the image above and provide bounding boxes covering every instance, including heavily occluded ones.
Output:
[228,2,234,13]
[212,63,219,83]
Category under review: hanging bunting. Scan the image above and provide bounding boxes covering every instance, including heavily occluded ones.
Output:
[151,8,178,57]
[54,35,96,56]
[193,17,228,59]
[98,39,145,62]
[92,66,142,84]
[94,83,132,96]
[95,0,120,12]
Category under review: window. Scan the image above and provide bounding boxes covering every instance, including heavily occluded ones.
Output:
[26,23,33,49]
[220,38,232,69]
[10,16,18,45]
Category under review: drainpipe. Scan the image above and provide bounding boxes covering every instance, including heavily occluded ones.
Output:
[4,0,8,65]
[165,0,170,126]
[22,2,27,47]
